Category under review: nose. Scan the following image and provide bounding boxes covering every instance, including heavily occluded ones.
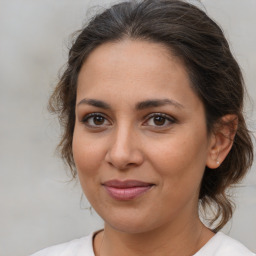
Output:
[105,124,144,170]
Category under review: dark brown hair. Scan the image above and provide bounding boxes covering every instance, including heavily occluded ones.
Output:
[49,0,254,231]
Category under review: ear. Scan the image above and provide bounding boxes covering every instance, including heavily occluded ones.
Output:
[206,114,238,169]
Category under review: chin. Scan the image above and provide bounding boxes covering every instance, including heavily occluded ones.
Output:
[101,211,162,234]
[108,222,154,234]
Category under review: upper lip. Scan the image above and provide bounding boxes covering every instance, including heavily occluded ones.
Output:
[102,179,154,188]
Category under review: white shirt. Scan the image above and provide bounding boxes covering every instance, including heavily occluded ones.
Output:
[31,231,255,256]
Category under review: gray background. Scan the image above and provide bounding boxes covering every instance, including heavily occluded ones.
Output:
[0,0,255,255]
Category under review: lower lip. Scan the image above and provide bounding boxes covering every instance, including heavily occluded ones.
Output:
[103,185,153,200]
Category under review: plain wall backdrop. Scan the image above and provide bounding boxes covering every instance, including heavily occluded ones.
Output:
[0,0,255,255]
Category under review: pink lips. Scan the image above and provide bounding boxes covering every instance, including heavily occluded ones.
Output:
[103,180,154,201]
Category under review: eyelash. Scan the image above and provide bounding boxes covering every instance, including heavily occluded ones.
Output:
[80,112,176,129]
[81,113,111,128]
[143,113,176,128]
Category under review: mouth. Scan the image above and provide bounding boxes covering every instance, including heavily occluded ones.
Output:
[102,179,155,201]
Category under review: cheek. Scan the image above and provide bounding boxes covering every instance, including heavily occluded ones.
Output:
[147,128,208,186]
[72,129,107,206]
[72,128,105,179]
[146,134,208,216]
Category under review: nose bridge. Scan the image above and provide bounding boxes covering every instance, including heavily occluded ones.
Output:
[106,121,143,169]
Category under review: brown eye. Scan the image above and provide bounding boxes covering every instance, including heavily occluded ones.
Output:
[81,113,111,128]
[93,116,105,125]
[153,116,166,126]
[143,113,176,128]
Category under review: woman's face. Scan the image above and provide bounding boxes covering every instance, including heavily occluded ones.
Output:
[73,40,215,233]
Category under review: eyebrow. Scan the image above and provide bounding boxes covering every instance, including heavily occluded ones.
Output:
[77,98,184,110]
[77,98,111,109]
[135,99,184,110]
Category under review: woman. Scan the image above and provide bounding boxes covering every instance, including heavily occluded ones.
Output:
[32,0,255,255]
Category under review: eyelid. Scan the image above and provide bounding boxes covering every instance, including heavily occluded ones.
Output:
[79,112,176,129]
[81,112,112,127]
[142,112,176,127]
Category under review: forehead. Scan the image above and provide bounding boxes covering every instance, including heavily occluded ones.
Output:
[82,39,174,69]
[76,39,201,111]
[78,39,187,88]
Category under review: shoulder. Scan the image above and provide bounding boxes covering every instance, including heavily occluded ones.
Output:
[195,232,255,256]
[30,232,95,256]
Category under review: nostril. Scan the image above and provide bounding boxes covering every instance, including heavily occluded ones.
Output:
[105,146,144,170]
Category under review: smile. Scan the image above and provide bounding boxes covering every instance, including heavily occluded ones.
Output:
[102,180,154,201]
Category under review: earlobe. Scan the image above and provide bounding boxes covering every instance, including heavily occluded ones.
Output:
[206,114,238,169]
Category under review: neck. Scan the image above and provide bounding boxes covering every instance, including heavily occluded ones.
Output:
[97,217,214,256]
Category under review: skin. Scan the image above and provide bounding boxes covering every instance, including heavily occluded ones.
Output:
[73,39,234,256]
